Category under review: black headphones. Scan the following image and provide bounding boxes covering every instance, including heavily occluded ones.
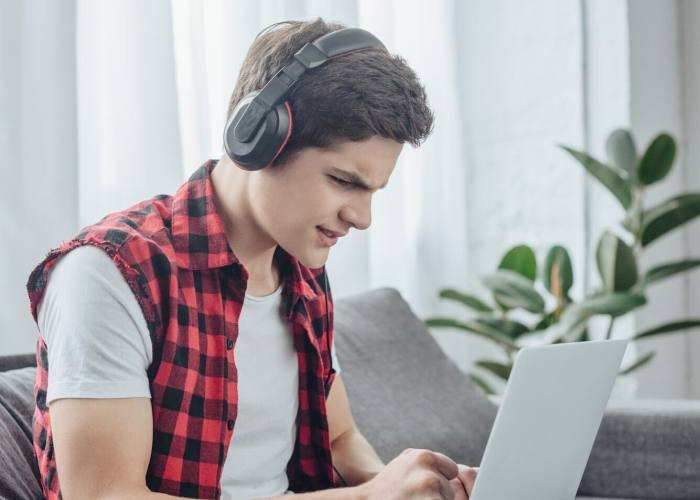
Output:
[223,27,386,171]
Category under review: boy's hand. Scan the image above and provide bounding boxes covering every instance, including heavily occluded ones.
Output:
[449,465,479,499]
[357,448,478,499]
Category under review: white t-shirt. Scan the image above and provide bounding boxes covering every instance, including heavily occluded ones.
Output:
[37,245,340,499]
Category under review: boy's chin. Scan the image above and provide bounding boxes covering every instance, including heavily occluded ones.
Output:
[295,248,329,270]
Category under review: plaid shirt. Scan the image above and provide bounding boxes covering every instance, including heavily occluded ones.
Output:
[26,159,339,499]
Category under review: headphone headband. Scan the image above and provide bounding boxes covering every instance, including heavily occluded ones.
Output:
[232,28,386,143]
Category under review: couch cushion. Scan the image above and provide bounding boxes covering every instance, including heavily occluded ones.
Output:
[333,287,498,467]
[0,366,42,499]
[580,398,700,499]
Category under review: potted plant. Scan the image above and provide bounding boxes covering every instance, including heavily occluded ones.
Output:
[426,129,700,395]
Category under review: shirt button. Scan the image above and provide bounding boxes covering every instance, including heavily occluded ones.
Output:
[227,419,234,431]
[226,338,233,350]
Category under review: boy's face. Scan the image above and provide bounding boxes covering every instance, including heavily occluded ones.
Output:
[250,135,403,269]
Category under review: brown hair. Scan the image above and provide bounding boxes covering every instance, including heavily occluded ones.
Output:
[226,18,435,167]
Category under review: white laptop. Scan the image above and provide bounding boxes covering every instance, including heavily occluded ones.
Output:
[470,339,629,500]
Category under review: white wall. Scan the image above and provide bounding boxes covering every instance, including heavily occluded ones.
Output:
[432,0,587,393]
[629,0,700,399]
[434,0,699,398]
[581,0,639,397]
[681,0,700,399]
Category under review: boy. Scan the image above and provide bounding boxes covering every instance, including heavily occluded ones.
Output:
[27,18,477,499]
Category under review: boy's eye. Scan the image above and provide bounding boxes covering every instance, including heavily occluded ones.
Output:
[330,176,353,188]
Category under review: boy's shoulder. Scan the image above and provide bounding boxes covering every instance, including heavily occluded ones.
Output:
[68,193,182,278]
[76,193,176,253]
[27,193,177,325]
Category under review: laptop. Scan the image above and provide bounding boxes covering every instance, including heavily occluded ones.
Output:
[470,339,629,500]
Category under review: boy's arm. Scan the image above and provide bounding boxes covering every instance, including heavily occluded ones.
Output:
[325,375,386,486]
[51,397,196,500]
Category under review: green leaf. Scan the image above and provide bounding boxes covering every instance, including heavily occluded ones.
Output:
[552,325,591,344]
[638,133,676,186]
[474,317,530,339]
[475,359,513,380]
[516,325,565,347]
[494,297,511,312]
[633,319,700,340]
[619,351,655,375]
[641,194,700,247]
[579,327,591,342]
[438,288,494,312]
[558,321,590,343]
[544,245,574,298]
[469,373,496,396]
[621,213,637,234]
[580,292,647,317]
[481,270,546,314]
[606,128,637,182]
[560,145,632,209]
[641,259,700,287]
[596,231,638,292]
[559,292,647,334]
[424,317,519,349]
[498,245,537,282]
[533,310,558,331]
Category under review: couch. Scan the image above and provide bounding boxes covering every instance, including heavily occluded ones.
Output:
[1,287,698,499]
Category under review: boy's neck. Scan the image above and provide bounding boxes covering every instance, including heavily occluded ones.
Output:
[211,155,281,294]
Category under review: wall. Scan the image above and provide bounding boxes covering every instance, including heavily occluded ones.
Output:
[437,0,700,398]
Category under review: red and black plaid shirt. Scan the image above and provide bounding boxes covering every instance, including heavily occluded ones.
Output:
[27,159,339,499]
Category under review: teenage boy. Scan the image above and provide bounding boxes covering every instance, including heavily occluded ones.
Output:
[27,18,478,500]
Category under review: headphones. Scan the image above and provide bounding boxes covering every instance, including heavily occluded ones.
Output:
[223,27,387,171]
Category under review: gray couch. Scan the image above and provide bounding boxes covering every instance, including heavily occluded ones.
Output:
[1,287,698,499]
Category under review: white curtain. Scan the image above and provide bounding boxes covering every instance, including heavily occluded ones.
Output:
[76,0,183,226]
[0,0,470,361]
[1,0,79,356]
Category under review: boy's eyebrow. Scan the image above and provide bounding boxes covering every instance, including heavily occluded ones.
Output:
[329,167,388,190]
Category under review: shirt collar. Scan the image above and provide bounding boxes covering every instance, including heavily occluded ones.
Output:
[171,159,319,303]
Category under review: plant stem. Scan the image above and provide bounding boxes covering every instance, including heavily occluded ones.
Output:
[605,316,616,340]
[632,186,644,259]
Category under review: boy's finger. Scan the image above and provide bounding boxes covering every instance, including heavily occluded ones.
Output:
[456,464,478,494]
[429,450,459,481]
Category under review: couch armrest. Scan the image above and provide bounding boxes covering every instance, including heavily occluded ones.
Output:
[578,398,700,500]
[0,353,35,372]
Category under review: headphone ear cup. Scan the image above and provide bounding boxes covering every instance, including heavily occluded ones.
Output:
[223,91,291,171]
